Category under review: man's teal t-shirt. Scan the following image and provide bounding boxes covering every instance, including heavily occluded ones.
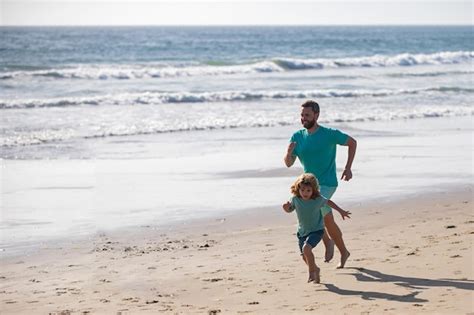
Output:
[290,125,348,187]
[290,196,327,237]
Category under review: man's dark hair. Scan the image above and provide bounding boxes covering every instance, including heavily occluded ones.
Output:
[301,100,320,113]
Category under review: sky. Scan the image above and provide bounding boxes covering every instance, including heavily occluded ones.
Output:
[0,0,472,26]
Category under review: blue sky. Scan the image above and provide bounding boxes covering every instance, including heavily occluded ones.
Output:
[1,0,472,26]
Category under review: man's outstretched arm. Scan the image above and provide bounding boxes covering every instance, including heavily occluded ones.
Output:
[284,142,297,167]
[341,136,357,181]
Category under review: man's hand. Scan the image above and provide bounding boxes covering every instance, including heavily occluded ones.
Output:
[342,137,356,181]
[341,169,352,181]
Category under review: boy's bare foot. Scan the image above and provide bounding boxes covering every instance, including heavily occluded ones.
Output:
[324,239,334,263]
[308,268,321,283]
[336,251,350,269]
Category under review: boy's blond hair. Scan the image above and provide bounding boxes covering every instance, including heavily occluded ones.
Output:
[290,173,320,199]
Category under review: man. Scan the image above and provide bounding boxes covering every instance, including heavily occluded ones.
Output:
[284,100,357,268]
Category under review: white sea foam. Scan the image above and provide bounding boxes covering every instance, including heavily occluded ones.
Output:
[1,61,283,81]
[1,86,472,109]
[275,51,474,70]
[1,51,472,81]
[2,103,472,147]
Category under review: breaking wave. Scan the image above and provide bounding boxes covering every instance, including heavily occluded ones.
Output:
[2,86,472,109]
[1,51,472,81]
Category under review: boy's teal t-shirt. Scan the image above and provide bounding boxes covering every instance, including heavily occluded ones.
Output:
[290,196,327,237]
[290,125,348,187]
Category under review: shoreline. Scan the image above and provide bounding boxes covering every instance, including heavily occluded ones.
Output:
[0,116,473,257]
[2,181,472,259]
[1,187,473,314]
[1,115,472,250]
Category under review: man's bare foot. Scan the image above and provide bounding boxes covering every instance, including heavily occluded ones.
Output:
[308,268,321,283]
[324,239,334,263]
[336,251,350,269]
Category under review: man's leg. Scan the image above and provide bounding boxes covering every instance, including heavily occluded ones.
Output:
[324,212,350,268]
[322,230,334,262]
[320,186,350,268]
[319,186,337,262]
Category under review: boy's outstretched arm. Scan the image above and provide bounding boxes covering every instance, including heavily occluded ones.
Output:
[282,201,294,213]
[327,200,351,220]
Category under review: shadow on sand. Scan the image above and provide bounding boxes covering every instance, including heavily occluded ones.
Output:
[319,267,474,302]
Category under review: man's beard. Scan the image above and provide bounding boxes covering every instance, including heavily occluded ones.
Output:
[302,118,316,129]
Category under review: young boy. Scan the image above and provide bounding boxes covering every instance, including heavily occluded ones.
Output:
[283,173,351,283]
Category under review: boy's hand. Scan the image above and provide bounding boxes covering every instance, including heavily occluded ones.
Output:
[339,209,351,220]
[283,201,293,212]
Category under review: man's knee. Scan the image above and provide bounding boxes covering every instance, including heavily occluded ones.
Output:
[324,212,336,226]
[325,214,342,236]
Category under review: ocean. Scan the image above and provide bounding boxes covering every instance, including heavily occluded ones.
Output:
[0,26,473,252]
[1,26,472,158]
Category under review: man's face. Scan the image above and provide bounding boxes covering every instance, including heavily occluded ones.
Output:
[300,107,318,129]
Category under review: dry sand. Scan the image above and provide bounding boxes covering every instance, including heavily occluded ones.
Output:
[1,187,473,314]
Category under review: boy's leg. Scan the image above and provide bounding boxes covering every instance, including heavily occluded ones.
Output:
[298,233,310,266]
[324,212,350,268]
[302,244,320,283]
[302,231,324,283]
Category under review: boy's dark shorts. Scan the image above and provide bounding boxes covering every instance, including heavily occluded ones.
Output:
[297,230,324,254]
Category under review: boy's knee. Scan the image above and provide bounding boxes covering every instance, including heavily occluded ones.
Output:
[302,243,313,255]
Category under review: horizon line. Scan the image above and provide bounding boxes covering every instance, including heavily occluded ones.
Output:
[1,24,472,27]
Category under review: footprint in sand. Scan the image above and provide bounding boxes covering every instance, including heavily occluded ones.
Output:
[99,279,112,283]
[55,288,69,295]
[122,297,140,303]
[203,278,224,282]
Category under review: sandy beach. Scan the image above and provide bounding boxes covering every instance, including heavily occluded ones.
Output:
[1,185,472,314]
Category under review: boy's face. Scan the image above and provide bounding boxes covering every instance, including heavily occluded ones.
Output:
[299,184,313,200]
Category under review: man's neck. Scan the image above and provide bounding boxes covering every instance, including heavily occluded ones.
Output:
[307,123,320,134]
